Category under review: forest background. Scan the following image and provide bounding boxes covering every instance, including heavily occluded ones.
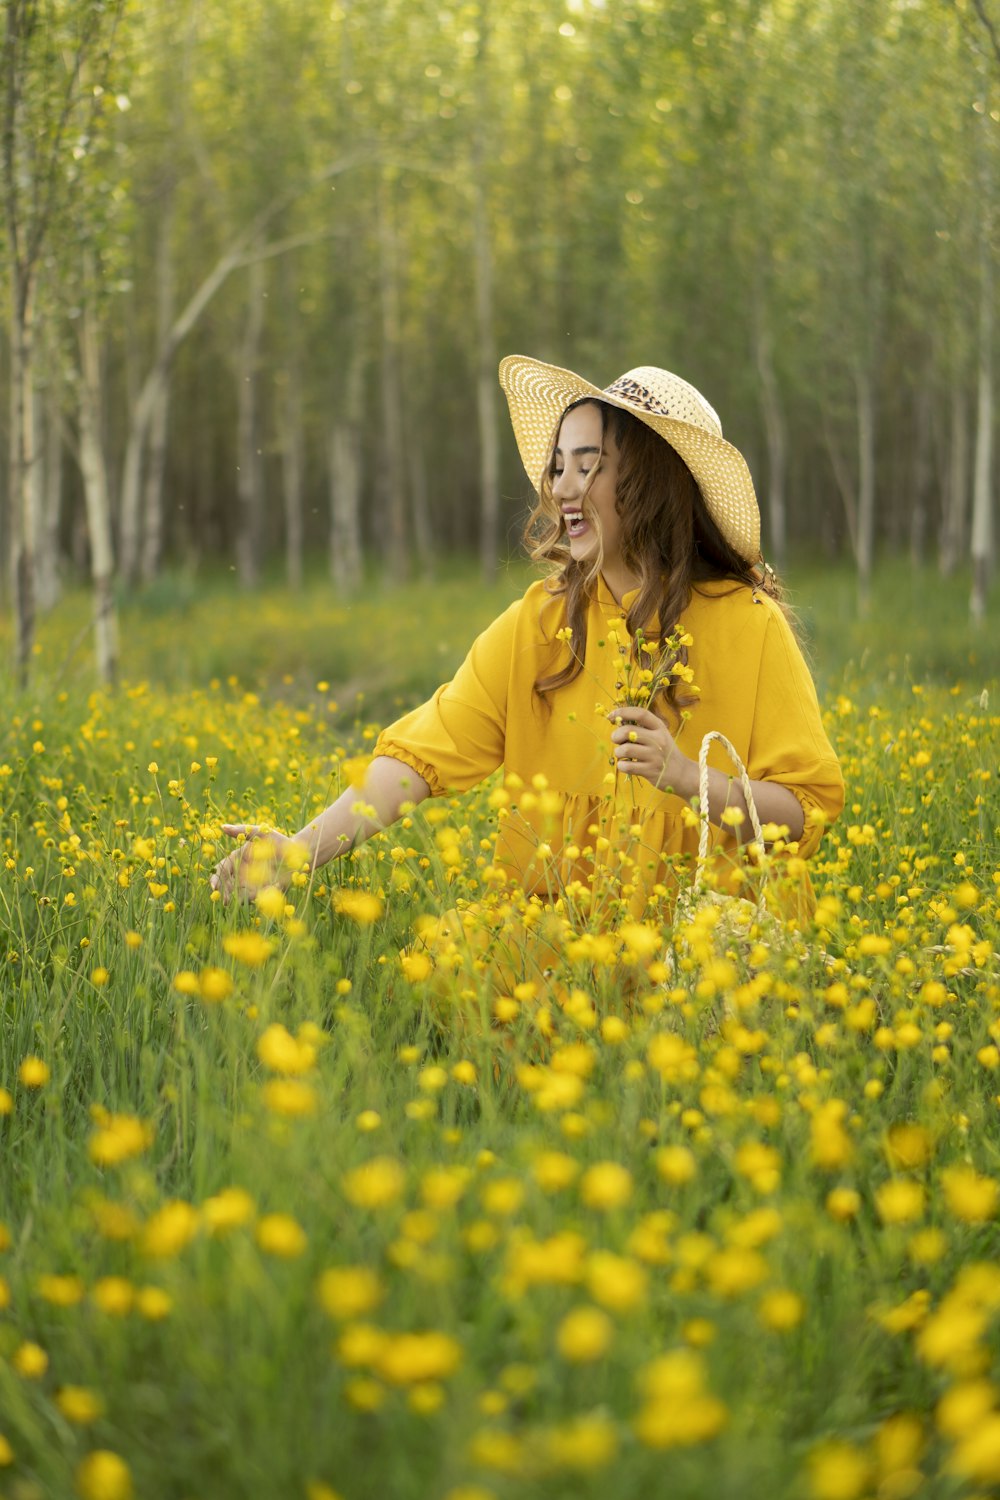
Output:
[2,0,1000,687]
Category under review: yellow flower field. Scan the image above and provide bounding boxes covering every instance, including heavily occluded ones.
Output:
[0,566,998,1499]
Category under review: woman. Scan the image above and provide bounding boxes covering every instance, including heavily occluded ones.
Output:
[212,357,844,939]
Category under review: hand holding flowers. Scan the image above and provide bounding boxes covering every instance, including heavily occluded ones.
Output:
[604,621,698,797]
[609,703,695,796]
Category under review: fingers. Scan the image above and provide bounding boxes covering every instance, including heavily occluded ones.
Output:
[608,703,659,728]
[211,828,259,902]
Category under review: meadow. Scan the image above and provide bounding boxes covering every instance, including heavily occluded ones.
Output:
[0,559,998,1500]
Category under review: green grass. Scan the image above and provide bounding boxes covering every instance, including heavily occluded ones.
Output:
[0,560,997,1499]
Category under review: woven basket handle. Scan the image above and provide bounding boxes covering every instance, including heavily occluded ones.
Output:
[696,731,765,865]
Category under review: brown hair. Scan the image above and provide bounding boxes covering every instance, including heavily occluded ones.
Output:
[523,399,781,719]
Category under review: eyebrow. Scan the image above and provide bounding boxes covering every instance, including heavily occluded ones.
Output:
[554,445,601,457]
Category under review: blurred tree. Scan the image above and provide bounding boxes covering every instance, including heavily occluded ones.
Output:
[2,0,124,682]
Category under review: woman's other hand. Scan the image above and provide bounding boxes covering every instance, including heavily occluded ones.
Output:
[210,826,307,904]
[609,704,694,797]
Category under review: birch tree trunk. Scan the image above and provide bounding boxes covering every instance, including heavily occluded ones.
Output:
[970,222,994,623]
[411,446,435,578]
[118,158,359,585]
[329,338,364,593]
[9,271,37,684]
[281,363,305,590]
[378,172,408,582]
[855,362,876,616]
[940,388,969,576]
[755,320,787,567]
[909,380,932,568]
[236,257,266,589]
[473,1,500,578]
[43,379,64,602]
[277,252,305,589]
[140,195,176,584]
[78,263,119,685]
[33,376,60,610]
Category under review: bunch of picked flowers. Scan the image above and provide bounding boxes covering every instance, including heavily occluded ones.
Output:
[608,621,696,710]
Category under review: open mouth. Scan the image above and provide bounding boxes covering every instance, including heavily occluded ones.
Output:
[563,510,589,538]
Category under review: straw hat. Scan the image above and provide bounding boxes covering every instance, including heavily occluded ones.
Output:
[498,355,761,563]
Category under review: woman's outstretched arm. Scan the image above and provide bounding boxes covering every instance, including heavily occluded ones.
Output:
[211,755,431,901]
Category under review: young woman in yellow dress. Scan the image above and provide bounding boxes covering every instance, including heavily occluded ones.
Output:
[212,357,844,979]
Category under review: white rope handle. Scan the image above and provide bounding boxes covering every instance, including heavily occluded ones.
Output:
[696,731,765,866]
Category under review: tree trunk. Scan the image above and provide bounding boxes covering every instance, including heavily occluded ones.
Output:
[34,374,60,610]
[235,257,266,589]
[9,270,37,685]
[411,445,435,578]
[377,172,408,582]
[473,6,500,579]
[78,262,119,685]
[140,196,176,584]
[855,362,876,616]
[329,337,364,595]
[117,159,359,586]
[755,319,787,566]
[822,415,859,563]
[970,222,994,623]
[909,380,932,568]
[281,362,305,590]
[43,379,64,597]
[940,388,969,577]
[279,257,305,590]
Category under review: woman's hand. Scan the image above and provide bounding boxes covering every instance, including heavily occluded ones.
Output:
[210,825,304,904]
[609,704,694,797]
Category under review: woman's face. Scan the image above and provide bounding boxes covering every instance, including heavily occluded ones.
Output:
[551,403,622,571]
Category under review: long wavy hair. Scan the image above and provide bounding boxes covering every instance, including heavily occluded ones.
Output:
[524,398,781,720]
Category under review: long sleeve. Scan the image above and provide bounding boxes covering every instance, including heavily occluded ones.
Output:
[747,604,845,858]
[372,597,522,796]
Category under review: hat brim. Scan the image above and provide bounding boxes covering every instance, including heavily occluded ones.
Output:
[498,354,760,563]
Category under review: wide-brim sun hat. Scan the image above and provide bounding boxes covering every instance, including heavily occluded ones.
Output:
[498,354,761,564]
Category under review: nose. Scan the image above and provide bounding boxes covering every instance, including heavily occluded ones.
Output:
[552,467,575,501]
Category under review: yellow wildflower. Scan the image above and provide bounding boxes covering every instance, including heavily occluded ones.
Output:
[580,1161,633,1211]
[37,1273,85,1307]
[342,1157,406,1209]
[556,1306,614,1362]
[222,932,275,967]
[202,1187,256,1234]
[333,889,384,924]
[75,1450,134,1500]
[13,1341,48,1378]
[586,1251,648,1313]
[135,1286,172,1320]
[88,1113,154,1167]
[141,1200,199,1259]
[377,1330,462,1385]
[262,1079,319,1117]
[56,1386,105,1424]
[656,1144,697,1185]
[875,1178,925,1225]
[317,1266,384,1320]
[92,1277,134,1316]
[884,1123,933,1170]
[757,1289,805,1331]
[256,1023,316,1075]
[255,1213,307,1257]
[941,1165,999,1222]
[806,1441,871,1500]
[18,1055,49,1088]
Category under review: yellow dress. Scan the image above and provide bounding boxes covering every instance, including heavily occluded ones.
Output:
[374,575,844,963]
